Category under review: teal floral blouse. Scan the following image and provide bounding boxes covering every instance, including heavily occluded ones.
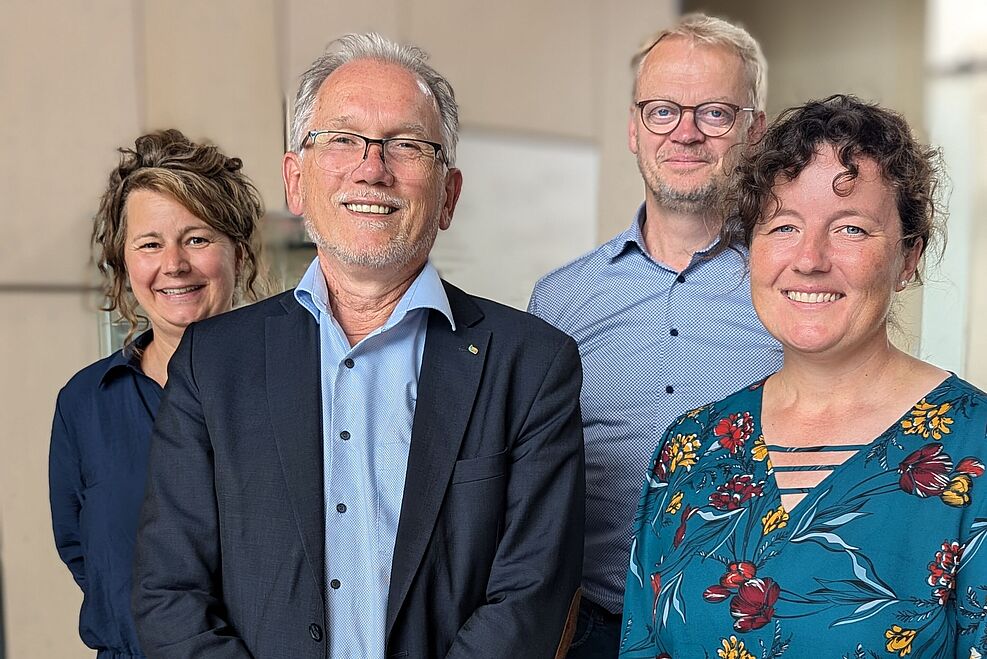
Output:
[620,374,987,659]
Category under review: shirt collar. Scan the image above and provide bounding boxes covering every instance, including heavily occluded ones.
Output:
[607,203,725,265]
[99,329,153,386]
[294,256,456,332]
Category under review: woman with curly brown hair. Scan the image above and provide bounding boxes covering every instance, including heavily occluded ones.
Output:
[621,96,987,658]
[48,129,265,658]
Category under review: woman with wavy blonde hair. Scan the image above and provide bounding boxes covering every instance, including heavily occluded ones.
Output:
[49,129,265,657]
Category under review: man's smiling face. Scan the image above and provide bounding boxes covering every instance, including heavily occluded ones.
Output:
[284,58,459,272]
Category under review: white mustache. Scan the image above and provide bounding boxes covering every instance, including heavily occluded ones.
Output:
[335,190,405,208]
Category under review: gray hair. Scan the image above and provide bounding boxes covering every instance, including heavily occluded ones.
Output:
[289,32,460,166]
[632,13,768,112]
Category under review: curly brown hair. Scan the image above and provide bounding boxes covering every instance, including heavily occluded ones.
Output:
[724,94,945,282]
[92,129,266,344]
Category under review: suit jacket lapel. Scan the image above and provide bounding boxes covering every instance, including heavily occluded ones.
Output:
[386,284,489,635]
[266,295,325,593]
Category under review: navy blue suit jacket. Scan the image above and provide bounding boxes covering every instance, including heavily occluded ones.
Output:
[133,282,584,658]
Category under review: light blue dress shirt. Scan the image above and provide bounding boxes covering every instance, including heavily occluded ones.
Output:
[529,206,783,614]
[295,257,454,658]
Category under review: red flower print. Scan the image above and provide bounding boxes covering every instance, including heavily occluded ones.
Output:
[729,577,780,632]
[652,442,672,482]
[898,443,953,497]
[703,584,732,603]
[709,475,764,511]
[720,561,757,589]
[650,572,661,596]
[956,457,986,477]
[714,412,755,454]
[672,505,697,548]
[927,540,963,605]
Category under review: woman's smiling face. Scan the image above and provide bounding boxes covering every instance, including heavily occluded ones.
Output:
[123,189,238,343]
[749,144,921,360]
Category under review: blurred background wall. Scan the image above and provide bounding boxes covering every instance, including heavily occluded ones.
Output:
[0,1,982,656]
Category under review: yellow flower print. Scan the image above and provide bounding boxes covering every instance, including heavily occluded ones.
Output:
[668,433,701,473]
[685,406,703,419]
[941,474,973,507]
[666,491,684,515]
[885,624,917,656]
[717,635,755,659]
[761,505,789,535]
[901,400,954,440]
[752,436,769,461]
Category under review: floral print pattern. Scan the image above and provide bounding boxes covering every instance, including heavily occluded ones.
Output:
[620,375,987,658]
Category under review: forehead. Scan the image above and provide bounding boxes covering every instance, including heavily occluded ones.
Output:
[776,146,896,215]
[124,189,209,233]
[636,37,749,104]
[311,58,441,136]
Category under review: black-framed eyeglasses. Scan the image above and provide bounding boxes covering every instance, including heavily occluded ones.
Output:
[301,130,446,180]
[635,99,755,138]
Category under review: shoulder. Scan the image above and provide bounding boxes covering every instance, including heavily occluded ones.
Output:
[925,374,987,436]
[181,291,303,345]
[528,232,635,329]
[530,234,625,301]
[446,281,575,351]
[56,351,122,408]
[665,379,766,439]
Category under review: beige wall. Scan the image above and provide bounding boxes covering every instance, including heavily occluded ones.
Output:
[1,1,141,656]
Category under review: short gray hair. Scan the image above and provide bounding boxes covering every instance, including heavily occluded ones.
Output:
[289,33,460,166]
[632,13,768,112]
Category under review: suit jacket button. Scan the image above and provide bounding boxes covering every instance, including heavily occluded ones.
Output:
[309,623,323,642]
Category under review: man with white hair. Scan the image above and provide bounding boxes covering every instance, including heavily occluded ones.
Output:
[134,33,584,659]
[529,14,783,658]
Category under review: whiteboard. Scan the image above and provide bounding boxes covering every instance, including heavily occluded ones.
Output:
[431,129,599,310]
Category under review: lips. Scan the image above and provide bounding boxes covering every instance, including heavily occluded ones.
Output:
[784,290,844,303]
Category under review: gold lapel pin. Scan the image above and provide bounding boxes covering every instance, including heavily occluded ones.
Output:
[468,344,479,355]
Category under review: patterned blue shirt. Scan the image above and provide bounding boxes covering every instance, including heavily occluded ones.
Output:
[295,257,454,658]
[528,206,783,614]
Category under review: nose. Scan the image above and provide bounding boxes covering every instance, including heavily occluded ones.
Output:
[791,229,832,274]
[351,142,394,186]
[162,243,191,276]
[669,108,704,144]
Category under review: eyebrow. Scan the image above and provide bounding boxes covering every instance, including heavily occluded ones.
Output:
[130,226,216,241]
[320,117,431,138]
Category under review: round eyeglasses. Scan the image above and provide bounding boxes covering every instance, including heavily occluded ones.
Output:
[636,99,755,138]
[301,130,446,180]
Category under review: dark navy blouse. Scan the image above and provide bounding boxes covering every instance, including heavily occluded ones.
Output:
[49,331,159,658]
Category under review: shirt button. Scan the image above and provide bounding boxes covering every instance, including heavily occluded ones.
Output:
[343,358,355,369]
[330,579,341,589]
[336,503,347,513]
[676,274,686,283]
[669,328,679,337]
[309,623,323,642]
[665,385,674,394]
[339,430,350,441]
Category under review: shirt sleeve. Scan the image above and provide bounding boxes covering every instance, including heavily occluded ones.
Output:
[49,392,87,590]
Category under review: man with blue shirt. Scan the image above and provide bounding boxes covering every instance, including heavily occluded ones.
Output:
[134,33,584,659]
[528,15,783,659]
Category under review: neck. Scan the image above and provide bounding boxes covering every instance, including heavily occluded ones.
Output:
[641,197,721,272]
[768,334,912,413]
[141,328,183,387]
[318,250,422,346]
